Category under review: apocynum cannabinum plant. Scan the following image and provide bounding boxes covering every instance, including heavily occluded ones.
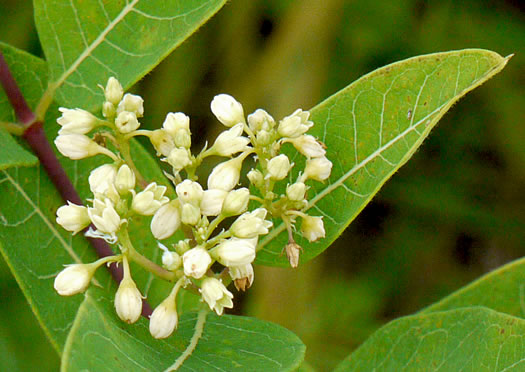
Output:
[53,77,332,339]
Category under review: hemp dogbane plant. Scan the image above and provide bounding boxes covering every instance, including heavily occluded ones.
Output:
[53,77,332,338]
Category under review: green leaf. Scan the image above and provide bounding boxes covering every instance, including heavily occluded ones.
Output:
[256,49,510,267]
[422,256,525,318]
[334,306,525,371]
[34,0,227,112]
[61,287,304,371]
[0,130,38,170]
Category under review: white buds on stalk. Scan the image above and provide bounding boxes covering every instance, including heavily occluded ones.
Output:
[181,203,201,226]
[247,109,275,132]
[213,238,256,267]
[162,251,181,271]
[117,93,144,117]
[207,156,244,191]
[230,208,272,238]
[56,201,90,234]
[150,129,175,157]
[211,94,245,127]
[222,188,249,216]
[54,263,96,296]
[210,123,250,156]
[176,180,203,205]
[300,215,325,242]
[104,77,124,105]
[162,112,190,135]
[201,189,228,216]
[278,109,313,138]
[115,164,136,194]
[230,264,254,291]
[115,276,143,324]
[149,292,178,339]
[132,182,169,215]
[289,135,326,158]
[89,164,117,194]
[267,154,291,180]
[303,156,333,181]
[115,111,140,134]
[151,200,181,240]
[247,169,264,188]
[54,134,109,160]
[167,147,192,171]
[57,108,99,135]
[199,277,233,315]
[88,198,121,234]
[182,247,212,279]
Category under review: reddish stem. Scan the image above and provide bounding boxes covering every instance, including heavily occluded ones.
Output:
[0,50,152,317]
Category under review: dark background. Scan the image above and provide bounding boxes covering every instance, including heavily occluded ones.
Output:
[0,0,523,370]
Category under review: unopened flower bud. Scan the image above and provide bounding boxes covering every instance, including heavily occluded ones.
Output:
[54,134,109,160]
[290,135,326,158]
[176,180,203,205]
[162,250,181,271]
[230,264,254,291]
[162,112,190,135]
[117,93,144,117]
[150,129,175,157]
[222,188,249,215]
[57,108,99,135]
[201,189,227,216]
[231,208,273,238]
[247,109,275,132]
[56,201,90,234]
[115,276,142,324]
[247,169,264,188]
[285,242,302,268]
[115,111,140,134]
[300,215,325,242]
[131,182,169,215]
[102,101,116,118]
[278,109,313,138]
[199,277,233,315]
[89,164,117,194]
[151,200,181,240]
[167,147,192,171]
[267,154,291,180]
[173,128,191,148]
[149,292,178,339]
[175,239,191,255]
[211,94,245,127]
[88,197,121,234]
[303,156,332,181]
[115,164,136,194]
[104,77,123,105]
[256,130,272,146]
[286,182,307,201]
[181,203,201,225]
[210,123,250,156]
[54,263,96,296]
[182,247,212,279]
[207,156,244,191]
[213,238,256,267]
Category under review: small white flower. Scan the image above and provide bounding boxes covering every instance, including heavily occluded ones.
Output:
[210,123,250,156]
[267,154,291,180]
[211,94,245,127]
[162,112,190,136]
[303,156,333,181]
[150,129,175,157]
[54,263,96,296]
[115,164,136,194]
[167,147,192,171]
[57,108,99,135]
[149,293,178,339]
[230,263,254,291]
[173,128,191,149]
[182,247,212,279]
[104,77,123,105]
[160,248,182,271]
[115,276,143,324]
[199,277,233,315]
[54,134,108,160]
[300,215,325,242]
[247,169,263,188]
[247,109,275,132]
[87,197,121,234]
[213,237,256,267]
[230,208,273,238]
[207,156,244,191]
[56,201,90,234]
[176,180,203,205]
[286,182,307,201]
[132,182,169,215]
[151,200,181,240]
[88,164,117,194]
[102,101,116,118]
[278,109,313,138]
[181,203,201,225]
[289,135,326,158]
[256,129,272,146]
[222,188,249,216]
[201,189,228,216]
[115,111,140,134]
[117,93,144,117]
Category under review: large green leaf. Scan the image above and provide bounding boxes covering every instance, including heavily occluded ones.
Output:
[61,287,304,371]
[34,0,227,113]
[256,49,510,267]
[0,129,38,170]
[334,306,525,371]
[422,256,525,318]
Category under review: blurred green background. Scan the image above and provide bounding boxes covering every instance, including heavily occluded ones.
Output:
[0,0,523,370]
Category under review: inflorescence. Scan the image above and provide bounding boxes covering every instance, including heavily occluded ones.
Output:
[53,77,332,338]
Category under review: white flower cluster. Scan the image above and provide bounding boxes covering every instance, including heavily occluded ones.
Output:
[53,77,332,339]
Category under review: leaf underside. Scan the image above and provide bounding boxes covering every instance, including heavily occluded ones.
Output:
[256,49,510,267]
